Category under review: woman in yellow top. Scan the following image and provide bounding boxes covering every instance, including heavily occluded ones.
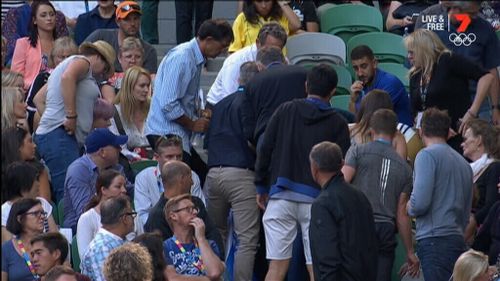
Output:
[230,0,301,53]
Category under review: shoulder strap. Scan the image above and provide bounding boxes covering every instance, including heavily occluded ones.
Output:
[113,106,126,136]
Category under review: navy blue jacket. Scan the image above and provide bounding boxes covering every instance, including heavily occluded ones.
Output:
[206,87,255,169]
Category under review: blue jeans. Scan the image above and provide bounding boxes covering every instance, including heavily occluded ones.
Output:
[417,235,466,281]
[34,127,80,203]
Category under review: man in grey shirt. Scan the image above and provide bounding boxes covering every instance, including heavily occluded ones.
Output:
[407,108,472,281]
[84,1,157,73]
[342,109,419,281]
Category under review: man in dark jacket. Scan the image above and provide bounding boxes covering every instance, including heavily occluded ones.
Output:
[309,141,378,281]
[255,64,350,280]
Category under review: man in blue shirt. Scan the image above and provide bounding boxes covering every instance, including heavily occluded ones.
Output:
[205,61,260,281]
[407,108,472,281]
[74,0,118,45]
[348,45,413,126]
[144,19,233,185]
[62,128,128,233]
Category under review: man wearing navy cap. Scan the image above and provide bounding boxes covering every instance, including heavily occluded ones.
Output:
[62,128,128,233]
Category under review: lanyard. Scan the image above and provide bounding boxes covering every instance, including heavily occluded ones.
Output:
[375,138,392,145]
[154,168,164,193]
[173,237,205,273]
[419,75,429,108]
[16,237,39,280]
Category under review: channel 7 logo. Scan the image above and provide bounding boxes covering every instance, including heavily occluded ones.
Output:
[448,14,476,47]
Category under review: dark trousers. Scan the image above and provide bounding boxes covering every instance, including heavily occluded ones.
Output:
[375,222,398,281]
[141,0,159,44]
[174,0,214,44]
[417,235,466,281]
[146,134,208,187]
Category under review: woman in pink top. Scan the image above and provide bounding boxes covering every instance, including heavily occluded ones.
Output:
[11,1,57,91]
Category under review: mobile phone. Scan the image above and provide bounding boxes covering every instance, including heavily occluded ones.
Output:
[411,13,419,23]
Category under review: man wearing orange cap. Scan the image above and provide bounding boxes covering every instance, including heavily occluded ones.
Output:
[84,1,157,73]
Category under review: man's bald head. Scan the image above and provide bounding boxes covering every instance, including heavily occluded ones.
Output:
[161,160,192,188]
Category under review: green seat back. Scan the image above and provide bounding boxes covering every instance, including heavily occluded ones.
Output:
[347,32,407,64]
[377,63,410,92]
[331,64,353,96]
[330,95,351,111]
[57,200,64,227]
[320,4,383,43]
[130,160,158,175]
[301,63,352,96]
[496,30,500,40]
[71,236,80,272]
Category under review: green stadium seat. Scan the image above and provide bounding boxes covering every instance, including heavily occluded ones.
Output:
[320,4,383,44]
[130,160,158,175]
[71,236,80,272]
[331,64,353,96]
[496,29,500,40]
[317,3,336,22]
[347,32,407,64]
[299,63,352,96]
[330,95,351,111]
[286,32,346,66]
[377,62,410,92]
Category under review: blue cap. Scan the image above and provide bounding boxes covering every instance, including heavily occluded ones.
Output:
[85,128,128,154]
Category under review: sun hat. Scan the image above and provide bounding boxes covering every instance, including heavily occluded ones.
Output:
[79,40,116,77]
[85,128,128,154]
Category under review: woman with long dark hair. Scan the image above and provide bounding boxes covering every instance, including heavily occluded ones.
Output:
[11,0,57,91]
[229,0,300,53]
[76,169,142,260]
[1,126,51,201]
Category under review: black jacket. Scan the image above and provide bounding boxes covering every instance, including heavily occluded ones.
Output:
[255,98,350,196]
[310,174,378,281]
[242,64,308,145]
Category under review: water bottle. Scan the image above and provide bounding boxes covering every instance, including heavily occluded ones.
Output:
[403,26,409,37]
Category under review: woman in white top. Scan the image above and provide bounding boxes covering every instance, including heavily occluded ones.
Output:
[76,169,143,259]
[1,161,57,243]
[110,65,152,160]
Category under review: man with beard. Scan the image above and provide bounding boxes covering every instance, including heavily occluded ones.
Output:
[84,1,157,73]
[348,45,413,127]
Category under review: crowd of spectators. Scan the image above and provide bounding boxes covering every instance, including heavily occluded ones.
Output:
[1,1,499,281]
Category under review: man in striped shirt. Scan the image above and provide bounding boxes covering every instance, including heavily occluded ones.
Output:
[145,19,233,184]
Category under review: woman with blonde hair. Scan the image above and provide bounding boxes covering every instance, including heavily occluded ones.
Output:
[404,28,494,153]
[101,37,147,102]
[110,65,152,160]
[1,70,24,88]
[1,87,27,131]
[452,249,497,281]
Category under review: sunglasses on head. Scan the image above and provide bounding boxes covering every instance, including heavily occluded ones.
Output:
[120,4,141,12]
[155,134,182,148]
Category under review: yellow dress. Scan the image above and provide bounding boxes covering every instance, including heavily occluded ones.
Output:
[229,12,290,53]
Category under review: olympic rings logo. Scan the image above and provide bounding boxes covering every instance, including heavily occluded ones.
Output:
[449,33,476,46]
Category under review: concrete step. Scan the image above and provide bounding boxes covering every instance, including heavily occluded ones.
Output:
[206,56,226,72]
[200,71,218,86]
